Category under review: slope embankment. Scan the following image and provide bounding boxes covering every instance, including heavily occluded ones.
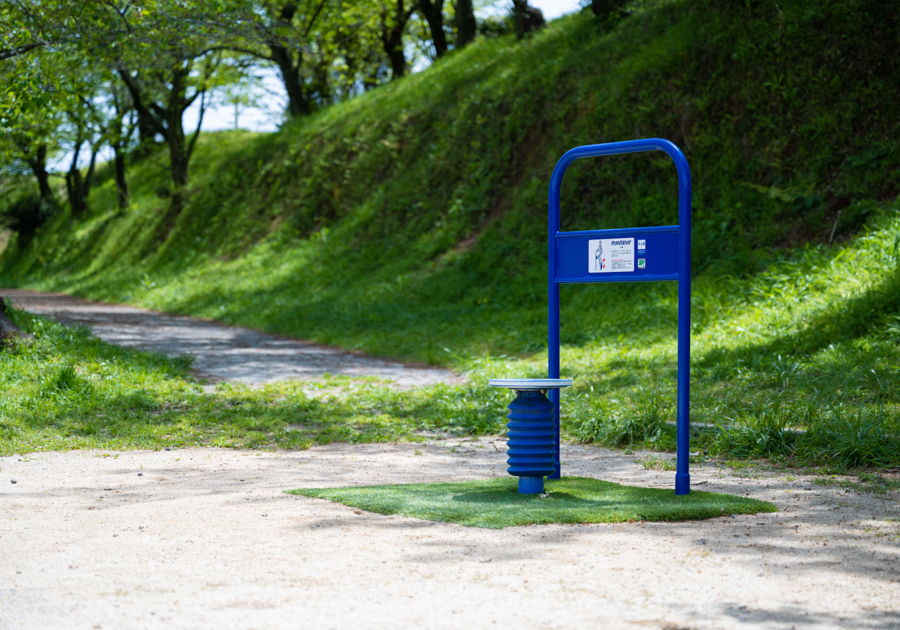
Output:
[2,0,900,466]
[1,0,897,364]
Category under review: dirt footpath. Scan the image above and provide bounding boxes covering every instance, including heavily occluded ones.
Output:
[1,289,459,388]
[2,441,898,630]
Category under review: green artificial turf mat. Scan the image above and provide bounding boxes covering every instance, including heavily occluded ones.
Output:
[287,476,777,529]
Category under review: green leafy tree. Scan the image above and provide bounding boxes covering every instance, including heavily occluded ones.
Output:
[220,70,266,130]
[57,55,113,216]
[222,1,334,118]
[99,3,243,216]
[116,53,220,215]
[2,1,238,217]
[106,81,137,211]
[219,0,419,115]
[2,100,62,207]
[0,110,60,239]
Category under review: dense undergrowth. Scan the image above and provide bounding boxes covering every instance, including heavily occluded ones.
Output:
[1,0,899,468]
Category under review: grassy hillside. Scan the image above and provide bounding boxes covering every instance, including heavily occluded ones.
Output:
[2,0,899,467]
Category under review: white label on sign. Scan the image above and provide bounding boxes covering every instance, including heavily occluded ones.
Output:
[589,238,634,273]
[638,239,646,250]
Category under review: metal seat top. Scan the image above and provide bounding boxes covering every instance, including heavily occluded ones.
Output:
[489,378,573,391]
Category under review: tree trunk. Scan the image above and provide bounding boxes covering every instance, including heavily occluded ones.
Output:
[418,0,447,57]
[66,139,88,215]
[386,42,406,79]
[84,143,98,202]
[271,45,312,117]
[113,145,129,210]
[166,67,190,216]
[25,145,53,203]
[512,0,545,38]
[267,2,318,118]
[590,0,627,18]
[136,116,160,149]
[109,96,132,211]
[308,34,332,105]
[65,134,100,216]
[455,0,476,48]
[116,67,167,158]
[382,0,412,79]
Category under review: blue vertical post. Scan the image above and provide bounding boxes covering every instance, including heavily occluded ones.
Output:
[547,138,691,494]
[674,145,692,496]
[548,209,561,480]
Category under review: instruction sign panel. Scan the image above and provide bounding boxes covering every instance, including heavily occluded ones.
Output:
[589,238,634,273]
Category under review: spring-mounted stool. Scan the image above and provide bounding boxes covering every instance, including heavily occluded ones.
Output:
[489,379,573,494]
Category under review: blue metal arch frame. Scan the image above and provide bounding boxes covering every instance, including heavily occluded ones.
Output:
[547,138,692,495]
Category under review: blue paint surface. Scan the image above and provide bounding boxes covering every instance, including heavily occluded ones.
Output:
[506,390,557,493]
[556,225,679,284]
[517,477,545,494]
[546,138,692,495]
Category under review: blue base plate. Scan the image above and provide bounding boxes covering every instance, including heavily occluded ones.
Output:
[518,477,545,494]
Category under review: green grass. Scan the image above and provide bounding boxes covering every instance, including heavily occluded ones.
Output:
[0,307,461,454]
[288,476,777,528]
[640,455,676,471]
[1,0,899,469]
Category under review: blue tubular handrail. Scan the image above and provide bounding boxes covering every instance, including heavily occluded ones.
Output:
[547,138,692,495]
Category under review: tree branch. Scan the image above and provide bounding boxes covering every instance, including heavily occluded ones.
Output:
[149,102,168,120]
[0,42,44,60]
[116,64,167,139]
[185,89,206,165]
[200,45,273,62]
[300,0,329,39]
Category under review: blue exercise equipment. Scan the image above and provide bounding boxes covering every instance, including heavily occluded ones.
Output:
[488,378,572,494]
[493,138,693,495]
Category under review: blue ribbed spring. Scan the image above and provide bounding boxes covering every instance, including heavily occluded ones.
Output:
[506,390,556,494]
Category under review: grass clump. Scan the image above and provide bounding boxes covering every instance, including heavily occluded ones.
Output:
[640,455,676,471]
[288,476,777,529]
[812,472,900,495]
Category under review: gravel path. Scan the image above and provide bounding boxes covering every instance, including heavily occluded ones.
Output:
[1,289,459,388]
[1,289,898,629]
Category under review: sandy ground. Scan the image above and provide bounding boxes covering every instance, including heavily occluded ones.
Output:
[0,290,898,629]
[1,442,899,630]
[0,289,459,388]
